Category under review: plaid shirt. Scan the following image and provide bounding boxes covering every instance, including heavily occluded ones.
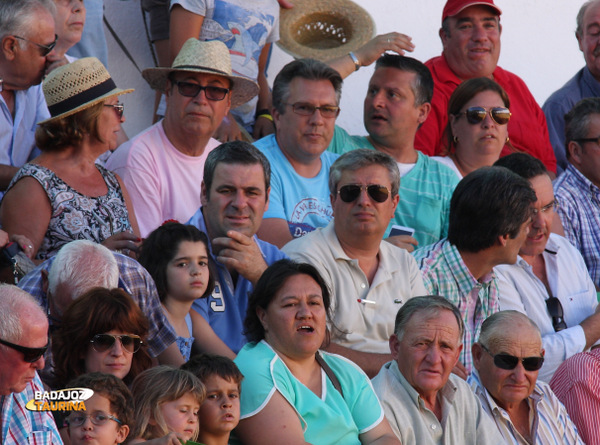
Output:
[18,252,176,358]
[554,164,600,288]
[1,373,63,445]
[413,239,500,374]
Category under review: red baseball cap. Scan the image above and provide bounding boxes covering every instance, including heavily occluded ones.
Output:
[442,0,502,23]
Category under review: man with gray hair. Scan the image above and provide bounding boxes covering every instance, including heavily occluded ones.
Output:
[372,296,502,444]
[284,149,427,377]
[0,284,63,444]
[254,58,342,248]
[0,0,56,194]
[470,310,583,444]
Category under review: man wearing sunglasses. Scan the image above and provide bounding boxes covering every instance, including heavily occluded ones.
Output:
[0,0,56,198]
[494,153,600,382]
[414,0,557,175]
[107,38,258,237]
[284,149,427,378]
[470,311,583,444]
[0,284,63,444]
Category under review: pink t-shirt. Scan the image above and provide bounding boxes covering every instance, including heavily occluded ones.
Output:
[106,121,219,237]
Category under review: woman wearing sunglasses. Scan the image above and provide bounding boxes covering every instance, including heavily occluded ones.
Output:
[433,77,512,179]
[51,287,152,389]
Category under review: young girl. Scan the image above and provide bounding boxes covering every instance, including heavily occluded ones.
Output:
[130,366,206,444]
[140,222,227,361]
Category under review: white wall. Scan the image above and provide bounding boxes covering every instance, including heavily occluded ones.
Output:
[105,0,585,138]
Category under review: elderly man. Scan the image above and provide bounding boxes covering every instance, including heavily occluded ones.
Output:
[254,59,341,248]
[188,141,287,354]
[329,54,459,249]
[17,240,183,364]
[0,284,62,444]
[0,0,56,193]
[543,0,600,175]
[414,0,556,173]
[554,98,600,289]
[106,38,258,237]
[470,311,583,444]
[413,167,536,377]
[283,149,427,377]
[372,295,502,444]
[494,153,600,382]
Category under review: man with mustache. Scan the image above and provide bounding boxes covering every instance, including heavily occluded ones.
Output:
[414,0,557,175]
[494,153,600,382]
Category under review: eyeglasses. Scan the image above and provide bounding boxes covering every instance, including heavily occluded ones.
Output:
[480,343,544,371]
[104,103,124,119]
[531,200,558,216]
[545,296,567,332]
[457,106,511,125]
[90,334,142,353]
[13,34,58,57]
[337,184,391,203]
[0,338,48,363]
[67,411,122,427]
[172,80,230,101]
[575,135,600,146]
[286,102,340,118]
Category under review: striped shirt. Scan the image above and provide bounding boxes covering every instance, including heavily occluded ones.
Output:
[469,371,583,445]
[413,239,499,373]
[554,164,600,288]
[550,349,600,445]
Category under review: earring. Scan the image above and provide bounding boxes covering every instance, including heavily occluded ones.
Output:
[453,136,459,144]
[506,136,510,143]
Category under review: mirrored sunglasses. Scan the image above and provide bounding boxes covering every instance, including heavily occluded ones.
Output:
[337,184,390,203]
[459,106,511,125]
[90,334,142,353]
[480,343,544,371]
[67,411,122,427]
[0,338,48,363]
[104,103,124,119]
[173,80,229,101]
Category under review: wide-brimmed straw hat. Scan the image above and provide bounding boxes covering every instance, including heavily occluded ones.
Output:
[277,0,375,61]
[39,57,133,125]
[142,39,259,108]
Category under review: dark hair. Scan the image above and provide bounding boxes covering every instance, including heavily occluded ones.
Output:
[374,54,433,105]
[272,58,343,115]
[565,97,600,159]
[51,287,153,388]
[203,141,271,200]
[244,259,332,343]
[138,222,215,302]
[394,295,464,342]
[181,353,243,392]
[66,372,133,429]
[493,153,548,180]
[448,166,536,252]
[444,77,511,154]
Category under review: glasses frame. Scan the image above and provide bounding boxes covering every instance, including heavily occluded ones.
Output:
[89,334,142,354]
[286,102,341,119]
[531,199,558,217]
[67,411,122,427]
[337,184,391,203]
[480,343,544,371]
[575,135,600,146]
[104,103,124,119]
[545,295,567,332]
[458,106,511,126]
[13,34,58,57]
[172,80,230,101]
[0,337,48,363]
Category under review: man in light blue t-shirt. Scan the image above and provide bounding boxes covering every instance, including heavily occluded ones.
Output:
[329,55,459,250]
[255,59,342,248]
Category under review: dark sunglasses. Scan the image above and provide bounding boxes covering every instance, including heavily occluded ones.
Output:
[458,106,511,125]
[0,338,48,363]
[545,296,567,332]
[286,102,340,119]
[172,80,229,101]
[480,343,544,371]
[13,34,58,57]
[337,184,391,203]
[104,103,124,119]
[67,411,122,427]
[90,334,142,354]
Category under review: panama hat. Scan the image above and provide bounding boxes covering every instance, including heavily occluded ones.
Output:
[142,39,259,108]
[277,0,375,61]
[39,57,133,125]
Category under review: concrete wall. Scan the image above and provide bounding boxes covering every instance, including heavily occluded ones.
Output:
[105,0,584,138]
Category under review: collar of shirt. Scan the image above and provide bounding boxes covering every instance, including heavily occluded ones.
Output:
[442,240,495,296]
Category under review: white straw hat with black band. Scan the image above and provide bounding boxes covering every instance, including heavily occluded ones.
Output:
[39,57,133,125]
[142,38,259,108]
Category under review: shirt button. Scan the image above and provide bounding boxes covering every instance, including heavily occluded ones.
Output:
[431,424,437,430]
[360,283,366,289]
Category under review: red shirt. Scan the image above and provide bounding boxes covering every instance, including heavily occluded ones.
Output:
[416,54,557,173]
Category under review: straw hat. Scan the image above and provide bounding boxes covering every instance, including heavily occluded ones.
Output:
[277,0,375,61]
[142,39,259,108]
[39,57,133,125]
